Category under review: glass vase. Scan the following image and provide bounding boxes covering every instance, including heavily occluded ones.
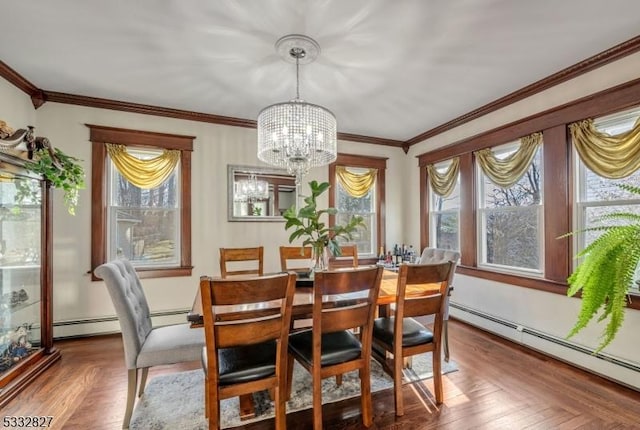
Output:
[310,244,329,276]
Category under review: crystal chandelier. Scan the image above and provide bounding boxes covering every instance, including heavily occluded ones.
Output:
[234,174,269,203]
[257,34,337,185]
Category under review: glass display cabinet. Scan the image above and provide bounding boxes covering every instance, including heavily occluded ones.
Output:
[0,151,59,407]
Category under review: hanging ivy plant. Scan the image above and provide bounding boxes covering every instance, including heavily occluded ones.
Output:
[24,147,86,215]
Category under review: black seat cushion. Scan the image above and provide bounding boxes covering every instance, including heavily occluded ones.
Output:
[289,330,362,367]
[202,341,277,386]
[373,317,434,347]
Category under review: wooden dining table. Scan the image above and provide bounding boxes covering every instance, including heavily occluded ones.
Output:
[188,268,443,420]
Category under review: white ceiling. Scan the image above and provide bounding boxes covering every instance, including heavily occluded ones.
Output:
[1,0,639,142]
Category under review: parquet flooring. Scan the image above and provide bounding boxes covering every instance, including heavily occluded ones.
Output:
[2,320,639,429]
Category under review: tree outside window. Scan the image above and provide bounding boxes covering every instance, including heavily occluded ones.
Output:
[108,148,180,267]
[478,144,543,273]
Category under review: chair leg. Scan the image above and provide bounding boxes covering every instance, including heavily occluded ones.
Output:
[207,380,220,430]
[137,367,149,397]
[359,366,372,427]
[123,369,138,429]
[274,384,286,430]
[286,354,295,400]
[443,320,450,362]
[433,349,444,404]
[393,354,404,417]
[204,373,209,418]
[312,368,323,430]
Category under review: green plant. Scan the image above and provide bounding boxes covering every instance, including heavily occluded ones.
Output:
[24,147,86,215]
[563,183,640,352]
[283,180,365,264]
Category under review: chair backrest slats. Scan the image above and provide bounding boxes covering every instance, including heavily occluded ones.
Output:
[329,245,359,269]
[394,262,453,331]
[321,303,371,333]
[219,246,264,278]
[215,317,284,348]
[280,246,312,272]
[313,267,383,336]
[200,272,296,349]
[402,293,444,318]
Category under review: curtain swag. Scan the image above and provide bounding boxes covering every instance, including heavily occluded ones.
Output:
[336,166,377,198]
[106,143,180,189]
[570,118,640,179]
[426,157,460,197]
[475,132,542,188]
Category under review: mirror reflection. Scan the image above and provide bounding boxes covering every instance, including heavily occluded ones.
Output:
[227,165,297,221]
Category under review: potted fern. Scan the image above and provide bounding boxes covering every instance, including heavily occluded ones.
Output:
[283,180,365,274]
[564,183,640,351]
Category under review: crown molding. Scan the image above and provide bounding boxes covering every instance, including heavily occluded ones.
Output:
[43,92,403,147]
[404,34,640,147]
[0,60,46,109]
[3,34,640,149]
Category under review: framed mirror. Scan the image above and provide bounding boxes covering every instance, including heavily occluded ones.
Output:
[227,165,297,222]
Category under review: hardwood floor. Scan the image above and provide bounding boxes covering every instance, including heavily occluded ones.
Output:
[3,320,639,429]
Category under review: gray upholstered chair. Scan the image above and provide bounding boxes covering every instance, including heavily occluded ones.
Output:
[94,258,205,429]
[419,247,461,362]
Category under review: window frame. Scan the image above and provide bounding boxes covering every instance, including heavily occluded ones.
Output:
[428,160,461,251]
[572,107,640,291]
[88,124,194,280]
[329,153,387,264]
[417,77,640,308]
[476,142,545,276]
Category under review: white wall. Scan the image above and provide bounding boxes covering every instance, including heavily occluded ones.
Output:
[406,51,640,389]
[21,101,405,337]
[0,78,36,129]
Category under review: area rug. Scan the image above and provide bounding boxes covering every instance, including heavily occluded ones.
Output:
[130,355,458,429]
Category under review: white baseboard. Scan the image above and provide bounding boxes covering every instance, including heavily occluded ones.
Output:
[449,302,640,391]
[52,310,190,339]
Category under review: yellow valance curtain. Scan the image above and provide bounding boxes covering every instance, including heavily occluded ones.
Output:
[475,132,542,188]
[426,157,459,197]
[106,143,180,189]
[569,118,640,179]
[336,166,377,198]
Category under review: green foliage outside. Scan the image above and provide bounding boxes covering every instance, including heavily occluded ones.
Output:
[283,180,365,258]
[564,183,640,351]
[24,148,86,215]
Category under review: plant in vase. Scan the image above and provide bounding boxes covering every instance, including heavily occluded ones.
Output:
[283,180,365,274]
[562,183,640,351]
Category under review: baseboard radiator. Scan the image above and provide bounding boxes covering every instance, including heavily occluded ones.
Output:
[52,309,190,339]
[449,302,640,375]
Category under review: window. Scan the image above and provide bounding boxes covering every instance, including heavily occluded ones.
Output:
[477,142,543,274]
[574,107,640,291]
[88,125,193,279]
[329,154,387,260]
[335,167,377,255]
[429,161,460,251]
[107,147,180,267]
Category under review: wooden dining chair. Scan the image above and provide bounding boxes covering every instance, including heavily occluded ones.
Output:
[371,261,454,416]
[286,266,383,430]
[419,248,461,362]
[200,272,296,430]
[219,246,264,278]
[328,244,359,269]
[279,246,312,272]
